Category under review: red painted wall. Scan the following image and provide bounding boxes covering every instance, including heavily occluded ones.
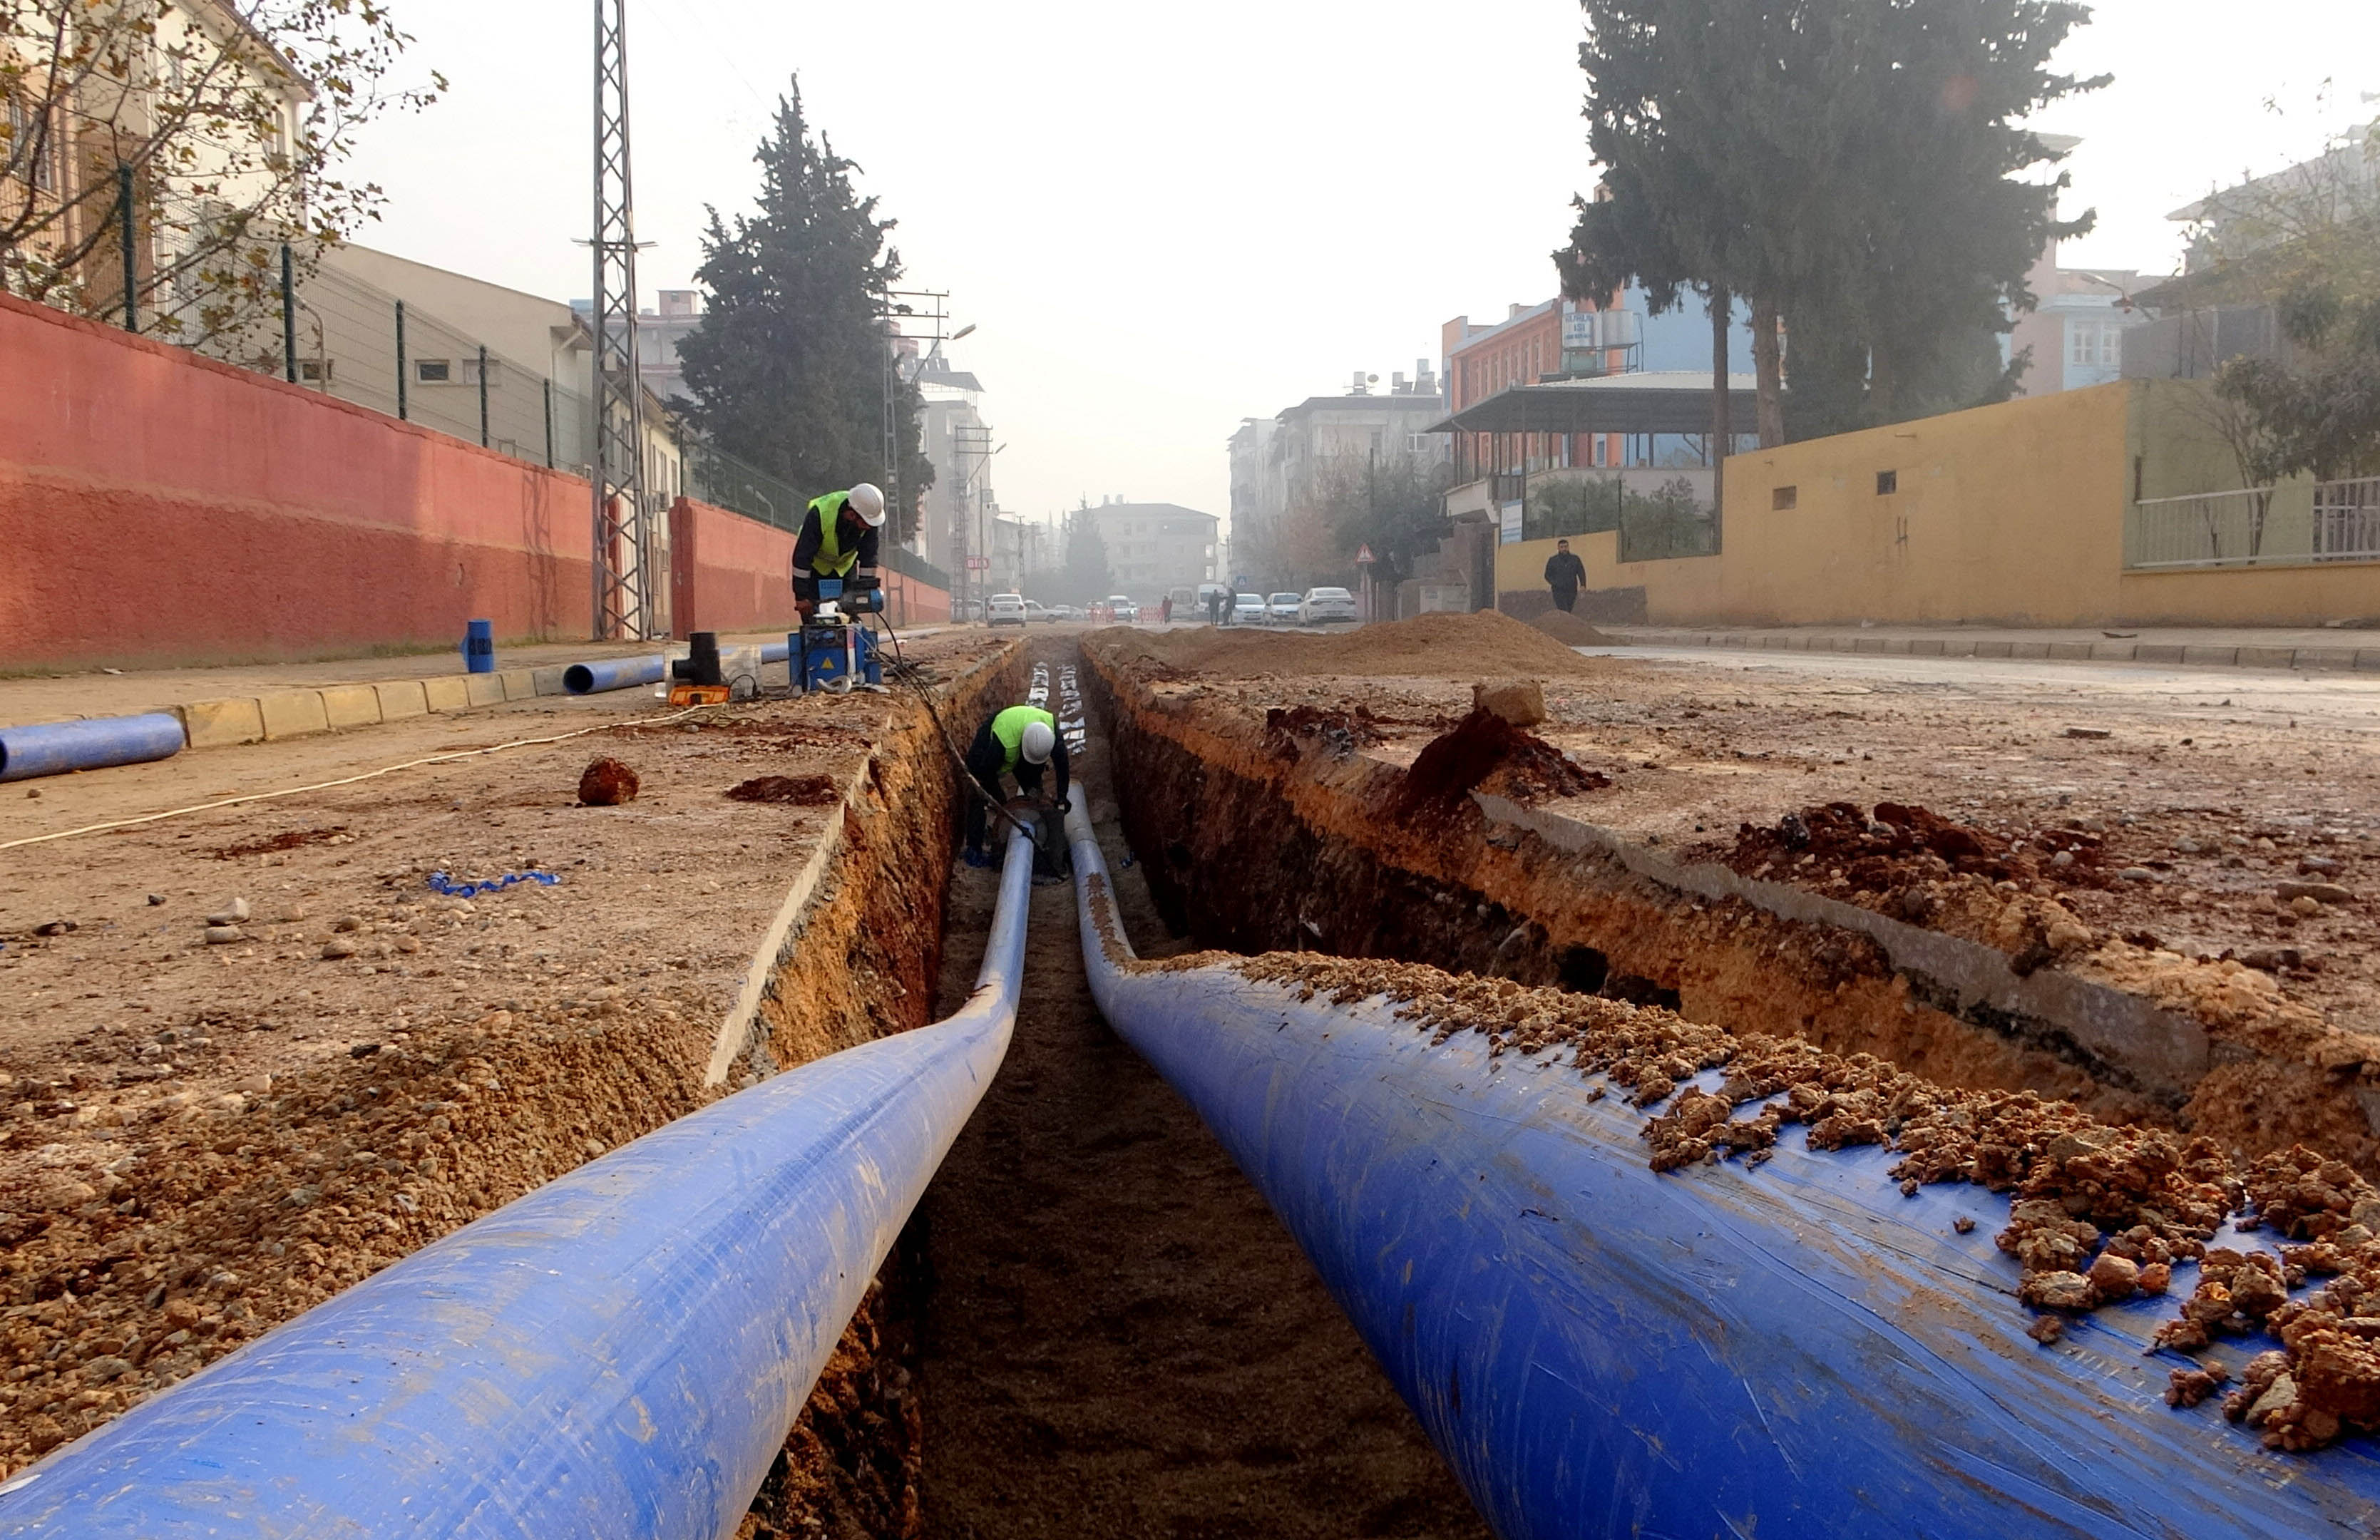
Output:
[0,292,949,671]
[669,495,951,639]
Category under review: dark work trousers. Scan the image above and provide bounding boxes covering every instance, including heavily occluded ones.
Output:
[1551,586,1579,614]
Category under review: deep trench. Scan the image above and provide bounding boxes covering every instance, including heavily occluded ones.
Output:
[904,641,1492,1540]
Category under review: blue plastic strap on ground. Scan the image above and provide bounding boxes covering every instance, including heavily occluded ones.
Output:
[426,869,562,898]
[0,822,1035,1539]
[0,713,185,782]
[1061,801,2380,1540]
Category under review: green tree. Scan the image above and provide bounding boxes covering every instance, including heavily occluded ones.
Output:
[1055,510,1115,605]
[1561,0,2105,443]
[679,80,932,540]
[1328,453,1455,585]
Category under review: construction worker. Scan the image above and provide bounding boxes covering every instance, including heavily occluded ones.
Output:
[962,704,1071,866]
[791,482,886,619]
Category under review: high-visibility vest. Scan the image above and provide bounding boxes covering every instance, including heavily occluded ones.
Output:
[808,492,859,578]
[990,704,1055,775]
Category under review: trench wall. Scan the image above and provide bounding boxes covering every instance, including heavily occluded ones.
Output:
[1082,642,2377,1171]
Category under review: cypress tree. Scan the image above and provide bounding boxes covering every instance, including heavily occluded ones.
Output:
[679,81,933,538]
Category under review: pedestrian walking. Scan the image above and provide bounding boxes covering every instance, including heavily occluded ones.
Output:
[1543,538,1586,615]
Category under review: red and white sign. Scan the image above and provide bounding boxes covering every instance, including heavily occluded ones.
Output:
[1355,544,1376,565]
[965,557,992,570]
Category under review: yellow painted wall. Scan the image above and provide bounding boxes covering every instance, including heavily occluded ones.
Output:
[1492,379,2380,627]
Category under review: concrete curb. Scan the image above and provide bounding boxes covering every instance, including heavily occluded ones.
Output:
[1621,628,2380,672]
[162,664,595,759]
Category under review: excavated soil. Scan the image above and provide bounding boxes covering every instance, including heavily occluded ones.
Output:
[1079,613,2380,1174]
[0,631,1017,1524]
[908,637,1490,1540]
[1528,610,1619,647]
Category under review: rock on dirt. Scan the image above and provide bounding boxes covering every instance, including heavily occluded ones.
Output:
[1472,678,1548,729]
[577,756,641,806]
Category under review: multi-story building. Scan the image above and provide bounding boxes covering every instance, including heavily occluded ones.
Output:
[915,355,992,590]
[2005,239,2153,395]
[1230,370,1447,587]
[637,289,704,404]
[1079,499,1219,604]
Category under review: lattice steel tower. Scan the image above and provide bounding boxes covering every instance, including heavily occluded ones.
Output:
[590,0,652,640]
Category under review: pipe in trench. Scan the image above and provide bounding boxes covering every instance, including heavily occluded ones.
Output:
[0,819,1036,1539]
[0,713,185,782]
[1061,798,2379,1540]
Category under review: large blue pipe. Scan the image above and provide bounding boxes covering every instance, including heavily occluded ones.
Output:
[564,644,793,694]
[0,712,184,782]
[1063,802,2380,1539]
[0,821,1035,1538]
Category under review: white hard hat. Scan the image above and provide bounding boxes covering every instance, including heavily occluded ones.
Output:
[1020,720,1055,765]
[847,483,886,527]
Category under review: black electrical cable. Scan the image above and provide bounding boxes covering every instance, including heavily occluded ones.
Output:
[868,608,1037,843]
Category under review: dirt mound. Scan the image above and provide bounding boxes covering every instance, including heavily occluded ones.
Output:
[1092,610,1611,681]
[726,774,840,806]
[1530,610,1620,647]
[1714,800,2115,894]
[1390,708,1609,817]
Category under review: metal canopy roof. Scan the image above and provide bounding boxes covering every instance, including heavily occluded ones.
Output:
[1427,370,1764,436]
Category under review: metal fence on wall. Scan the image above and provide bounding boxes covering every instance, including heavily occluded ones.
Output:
[2127,477,2380,569]
[684,435,951,590]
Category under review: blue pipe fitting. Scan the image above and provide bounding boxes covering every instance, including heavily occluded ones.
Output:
[0,713,185,782]
[1061,801,2380,1540]
[0,823,1036,1537]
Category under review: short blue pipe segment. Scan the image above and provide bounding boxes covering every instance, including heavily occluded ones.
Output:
[463,618,496,674]
[561,654,666,694]
[0,713,185,782]
[0,821,1037,1538]
[1062,801,2380,1540]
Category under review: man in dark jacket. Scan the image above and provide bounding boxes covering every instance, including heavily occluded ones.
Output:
[1543,538,1587,614]
[791,483,885,619]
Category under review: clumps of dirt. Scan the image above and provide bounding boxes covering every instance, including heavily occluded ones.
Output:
[1224,950,2380,1455]
[577,757,640,806]
[1263,704,1386,762]
[726,774,841,806]
[1388,708,1609,818]
[209,827,349,861]
[1092,610,1614,682]
[1715,800,2115,893]
[1529,610,1619,647]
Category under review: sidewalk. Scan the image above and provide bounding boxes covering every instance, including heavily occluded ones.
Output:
[1609,622,2380,672]
[0,627,913,736]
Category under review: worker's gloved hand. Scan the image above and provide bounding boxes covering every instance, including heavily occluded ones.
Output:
[796,598,816,622]
[1054,796,1072,814]
[962,846,991,869]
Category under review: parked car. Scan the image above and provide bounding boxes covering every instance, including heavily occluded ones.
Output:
[1266,592,1301,625]
[1024,599,1057,624]
[987,593,1027,627]
[1298,586,1358,625]
[1106,595,1140,622]
[1231,592,1267,625]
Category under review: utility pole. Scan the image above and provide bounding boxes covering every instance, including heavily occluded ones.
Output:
[590,0,652,640]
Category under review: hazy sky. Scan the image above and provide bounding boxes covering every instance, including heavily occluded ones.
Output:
[344,1,2379,534]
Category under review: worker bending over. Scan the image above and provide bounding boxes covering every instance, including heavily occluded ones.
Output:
[963,704,1071,866]
[791,482,886,619]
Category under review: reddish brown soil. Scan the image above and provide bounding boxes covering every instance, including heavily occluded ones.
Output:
[0,632,1015,1519]
[726,774,841,806]
[575,756,641,806]
[910,640,1489,1540]
[1386,707,1609,818]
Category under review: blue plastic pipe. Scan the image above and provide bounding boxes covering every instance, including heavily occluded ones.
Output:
[0,712,185,783]
[1063,801,2380,1540]
[565,644,791,694]
[0,821,1035,1538]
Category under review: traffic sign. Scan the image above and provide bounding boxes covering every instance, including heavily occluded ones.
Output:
[1355,544,1375,565]
[965,557,991,570]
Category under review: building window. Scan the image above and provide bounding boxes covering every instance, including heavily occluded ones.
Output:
[2069,320,2118,369]
[1406,433,1427,453]
[298,358,333,384]
[416,359,452,384]
[1875,470,1897,496]
[1772,486,1797,510]
[462,356,501,388]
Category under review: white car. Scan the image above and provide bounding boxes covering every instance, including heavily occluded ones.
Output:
[1299,586,1358,625]
[1106,595,1140,622]
[1231,592,1267,625]
[986,593,1027,627]
[1266,592,1302,625]
[1024,599,1057,624]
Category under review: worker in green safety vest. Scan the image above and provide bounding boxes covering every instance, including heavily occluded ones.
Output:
[962,704,1071,866]
[791,483,886,619]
